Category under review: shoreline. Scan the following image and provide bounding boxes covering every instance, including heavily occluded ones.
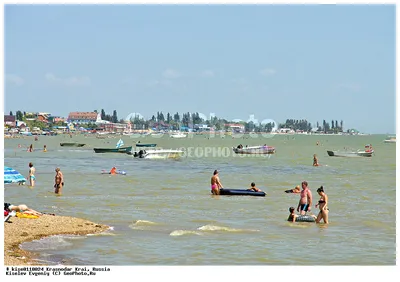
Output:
[4,214,110,266]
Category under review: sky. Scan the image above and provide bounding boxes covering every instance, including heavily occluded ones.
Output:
[3,4,397,134]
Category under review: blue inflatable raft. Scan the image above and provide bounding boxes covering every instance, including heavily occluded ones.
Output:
[218,188,266,197]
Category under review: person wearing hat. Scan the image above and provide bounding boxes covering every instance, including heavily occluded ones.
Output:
[210,170,223,195]
[54,167,64,195]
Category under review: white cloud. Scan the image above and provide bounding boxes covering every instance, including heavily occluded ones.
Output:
[162,68,181,79]
[6,74,25,86]
[200,70,215,77]
[45,72,91,86]
[259,68,277,76]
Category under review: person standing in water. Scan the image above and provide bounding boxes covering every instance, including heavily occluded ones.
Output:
[315,186,329,224]
[313,154,319,166]
[28,162,36,187]
[297,181,312,215]
[43,145,47,152]
[211,170,223,195]
[54,167,64,195]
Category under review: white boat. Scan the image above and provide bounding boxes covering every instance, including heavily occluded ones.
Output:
[327,144,374,157]
[130,148,185,159]
[384,136,396,143]
[170,132,187,138]
[233,145,276,154]
[151,132,164,137]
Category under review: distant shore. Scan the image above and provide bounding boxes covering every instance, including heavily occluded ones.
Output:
[4,215,110,265]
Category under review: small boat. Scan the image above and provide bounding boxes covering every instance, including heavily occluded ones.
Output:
[327,145,374,157]
[233,145,276,154]
[170,132,187,138]
[94,146,132,153]
[135,143,157,147]
[384,136,396,143]
[60,142,86,147]
[129,148,185,159]
[219,188,266,197]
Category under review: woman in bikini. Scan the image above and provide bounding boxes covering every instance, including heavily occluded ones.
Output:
[210,170,223,195]
[315,186,329,224]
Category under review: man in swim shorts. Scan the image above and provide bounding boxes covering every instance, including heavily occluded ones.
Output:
[211,170,223,195]
[297,181,312,215]
[28,162,36,187]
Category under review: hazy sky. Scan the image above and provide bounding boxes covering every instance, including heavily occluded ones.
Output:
[4,4,396,133]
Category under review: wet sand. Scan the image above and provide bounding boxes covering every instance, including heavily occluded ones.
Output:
[4,214,110,265]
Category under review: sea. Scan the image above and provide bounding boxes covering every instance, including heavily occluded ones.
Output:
[3,133,396,269]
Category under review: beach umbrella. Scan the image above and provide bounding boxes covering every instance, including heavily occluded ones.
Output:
[4,166,26,184]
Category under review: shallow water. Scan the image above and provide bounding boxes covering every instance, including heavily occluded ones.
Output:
[4,133,396,265]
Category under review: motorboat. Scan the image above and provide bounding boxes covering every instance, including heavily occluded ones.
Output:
[233,145,276,154]
[327,144,374,157]
[129,148,185,159]
[384,136,396,143]
[170,132,187,138]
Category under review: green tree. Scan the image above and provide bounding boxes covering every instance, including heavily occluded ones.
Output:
[112,110,118,123]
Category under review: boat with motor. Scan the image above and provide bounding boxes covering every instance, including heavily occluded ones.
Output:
[128,148,185,159]
[327,144,374,157]
[218,188,266,197]
[170,132,187,138]
[233,144,276,155]
[135,143,157,147]
[94,138,132,153]
[94,146,133,153]
[60,142,86,147]
[384,136,396,143]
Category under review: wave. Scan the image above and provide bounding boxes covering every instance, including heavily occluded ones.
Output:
[197,224,259,233]
[129,220,160,230]
[169,230,203,236]
[21,234,85,252]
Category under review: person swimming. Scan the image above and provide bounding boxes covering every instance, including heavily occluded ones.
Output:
[248,182,262,192]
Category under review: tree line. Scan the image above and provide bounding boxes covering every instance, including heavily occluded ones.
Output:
[7,110,346,133]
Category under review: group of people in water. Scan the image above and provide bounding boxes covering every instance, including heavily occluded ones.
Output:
[22,162,64,194]
[288,181,329,224]
[24,144,47,152]
[210,171,329,224]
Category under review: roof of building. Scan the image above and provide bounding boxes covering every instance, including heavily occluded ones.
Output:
[68,112,98,120]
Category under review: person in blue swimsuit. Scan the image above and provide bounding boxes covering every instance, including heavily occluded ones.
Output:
[28,162,36,187]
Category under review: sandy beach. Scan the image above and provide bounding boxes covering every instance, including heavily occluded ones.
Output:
[4,214,110,265]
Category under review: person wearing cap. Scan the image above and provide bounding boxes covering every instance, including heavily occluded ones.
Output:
[210,170,223,195]
[297,181,312,215]
[54,167,64,194]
